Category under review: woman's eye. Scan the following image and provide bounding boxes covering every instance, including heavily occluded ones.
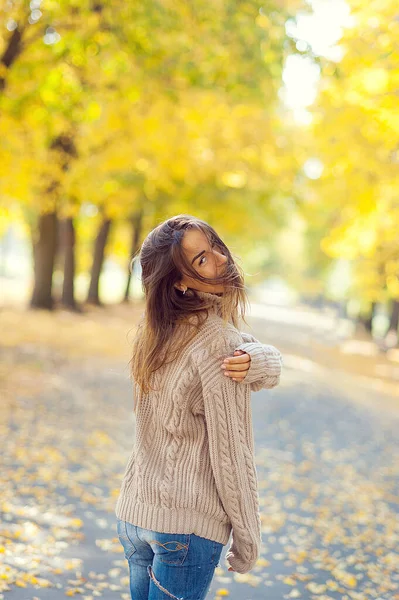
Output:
[199,244,216,266]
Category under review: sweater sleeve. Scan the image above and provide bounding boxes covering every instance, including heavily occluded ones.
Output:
[235,331,283,392]
[195,331,262,574]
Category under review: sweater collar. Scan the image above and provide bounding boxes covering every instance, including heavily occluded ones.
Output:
[193,289,224,313]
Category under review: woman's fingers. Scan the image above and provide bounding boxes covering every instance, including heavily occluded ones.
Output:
[222,354,250,372]
[222,363,249,372]
[221,351,251,381]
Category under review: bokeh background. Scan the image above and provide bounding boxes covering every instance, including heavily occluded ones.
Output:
[1,1,399,599]
[1,0,398,338]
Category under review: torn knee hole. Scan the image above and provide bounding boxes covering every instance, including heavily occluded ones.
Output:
[147,565,183,600]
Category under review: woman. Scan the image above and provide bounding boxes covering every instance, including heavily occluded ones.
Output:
[115,214,282,600]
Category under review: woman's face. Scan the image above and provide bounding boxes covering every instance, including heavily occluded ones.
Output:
[176,228,228,294]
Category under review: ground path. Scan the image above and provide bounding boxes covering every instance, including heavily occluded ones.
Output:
[1,304,398,600]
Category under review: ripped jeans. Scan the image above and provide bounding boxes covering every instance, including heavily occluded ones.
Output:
[116,518,224,600]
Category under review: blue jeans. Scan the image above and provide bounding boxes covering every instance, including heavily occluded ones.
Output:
[116,518,224,600]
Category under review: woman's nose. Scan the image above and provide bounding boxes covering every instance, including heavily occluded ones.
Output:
[215,250,227,266]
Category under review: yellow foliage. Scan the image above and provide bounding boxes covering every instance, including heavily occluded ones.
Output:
[304,0,399,303]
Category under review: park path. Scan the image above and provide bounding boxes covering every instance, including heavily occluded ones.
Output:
[1,311,399,600]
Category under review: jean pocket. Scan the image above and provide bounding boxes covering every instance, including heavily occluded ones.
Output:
[117,519,137,560]
[147,531,190,566]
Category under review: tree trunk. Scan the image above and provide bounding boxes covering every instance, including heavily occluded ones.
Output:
[388,299,399,334]
[382,299,399,348]
[0,26,24,93]
[358,301,377,334]
[87,217,112,305]
[30,212,58,309]
[61,217,78,310]
[123,208,144,302]
[29,134,77,310]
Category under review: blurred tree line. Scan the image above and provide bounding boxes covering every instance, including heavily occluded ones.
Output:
[293,0,399,344]
[0,0,301,309]
[0,0,398,345]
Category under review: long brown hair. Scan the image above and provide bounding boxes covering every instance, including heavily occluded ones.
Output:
[130,214,249,396]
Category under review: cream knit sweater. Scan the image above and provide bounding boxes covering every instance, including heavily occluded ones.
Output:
[115,290,282,574]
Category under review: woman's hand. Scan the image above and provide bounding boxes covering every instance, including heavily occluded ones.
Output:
[221,349,251,382]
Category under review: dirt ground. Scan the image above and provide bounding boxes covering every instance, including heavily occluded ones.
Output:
[1,303,399,600]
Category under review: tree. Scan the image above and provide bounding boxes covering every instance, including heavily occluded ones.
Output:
[290,0,399,340]
[1,0,304,308]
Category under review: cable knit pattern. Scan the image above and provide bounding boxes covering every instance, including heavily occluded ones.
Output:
[115,290,282,574]
[236,332,283,392]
